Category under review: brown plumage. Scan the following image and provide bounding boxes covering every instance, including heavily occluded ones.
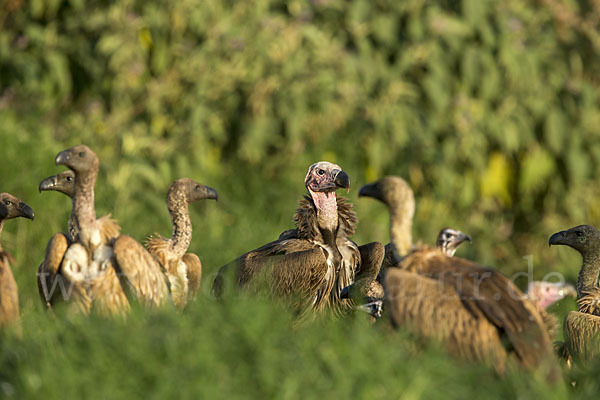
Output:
[43,145,169,316]
[0,193,34,328]
[213,162,382,315]
[549,225,600,364]
[37,170,121,310]
[146,178,218,308]
[360,176,553,373]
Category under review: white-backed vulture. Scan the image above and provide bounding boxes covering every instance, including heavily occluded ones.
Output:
[42,145,168,316]
[37,170,121,310]
[146,178,218,309]
[549,225,600,364]
[0,193,34,328]
[213,161,384,315]
[359,176,553,374]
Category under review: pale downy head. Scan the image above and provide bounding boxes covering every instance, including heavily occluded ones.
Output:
[358,176,415,217]
[168,178,218,204]
[548,225,600,256]
[39,170,76,197]
[0,193,35,221]
[55,144,99,174]
[304,161,350,194]
[526,281,577,310]
[436,227,472,257]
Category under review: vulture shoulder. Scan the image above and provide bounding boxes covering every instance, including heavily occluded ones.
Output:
[0,256,19,328]
[87,255,131,317]
[112,235,169,308]
[564,311,600,363]
[398,248,552,369]
[97,214,121,243]
[37,233,69,309]
[182,253,202,300]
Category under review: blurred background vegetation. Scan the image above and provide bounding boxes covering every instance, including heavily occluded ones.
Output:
[1,0,600,397]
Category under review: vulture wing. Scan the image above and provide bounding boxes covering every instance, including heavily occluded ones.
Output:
[385,267,507,373]
[0,257,19,328]
[37,233,69,309]
[564,310,600,363]
[399,249,551,368]
[182,253,202,300]
[112,235,169,308]
[97,214,121,243]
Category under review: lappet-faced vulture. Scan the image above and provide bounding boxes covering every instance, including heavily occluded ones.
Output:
[41,145,168,316]
[213,162,383,315]
[549,225,600,364]
[359,176,553,374]
[0,193,34,328]
[146,178,218,309]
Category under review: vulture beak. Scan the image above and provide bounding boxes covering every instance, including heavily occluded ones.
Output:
[549,231,567,246]
[340,284,352,300]
[55,149,71,166]
[334,170,350,192]
[203,185,219,201]
[39,175,58,192]
[358,182,382,200]
[560,283,577,298]
[454,232,472,246]
[0,204,7,220]
[18,202,35,220]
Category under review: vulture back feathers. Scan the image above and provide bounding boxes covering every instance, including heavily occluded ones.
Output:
[360,176,553,373]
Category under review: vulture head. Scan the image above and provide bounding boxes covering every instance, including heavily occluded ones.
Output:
[304,161,350,194]
[549,225,600,256]
[169,178,218,204]
[526,281,577,311]
[436,227,471,257]
[0,193,35,221]
[55,145,99,174]
[359,176,415,215]
[39,170,75,197]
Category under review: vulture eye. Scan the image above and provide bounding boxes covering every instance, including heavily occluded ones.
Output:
[317,169,325,176]
[576,231,584,237]
[66,176,73,182]
[195,185,201,191]
[78,151,85,157]
[4,200,11,206]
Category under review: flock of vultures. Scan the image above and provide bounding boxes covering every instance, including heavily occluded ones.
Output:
[0,144,599,377]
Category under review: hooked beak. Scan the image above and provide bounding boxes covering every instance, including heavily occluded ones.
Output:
[55,150,70,166]
[334,170,350,192]
[203,185,218,201]
[549,231,567,247]
[39,175,58,192]
[18,202,34,220]
[455,232,472,246]
[358,182,382,202]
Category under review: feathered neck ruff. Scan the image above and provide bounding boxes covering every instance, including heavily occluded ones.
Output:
[293,195,357,240]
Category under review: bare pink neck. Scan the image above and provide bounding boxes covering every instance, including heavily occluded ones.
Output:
[308,189,338,232]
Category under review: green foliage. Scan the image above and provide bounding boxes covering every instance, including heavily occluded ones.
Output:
[1,0,600,397]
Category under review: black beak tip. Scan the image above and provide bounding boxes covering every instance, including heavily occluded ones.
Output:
[340,285,350,300]
[55,150,68,166]
[207,186,218,201]
[335,171,350,190]
[19,203,35,220]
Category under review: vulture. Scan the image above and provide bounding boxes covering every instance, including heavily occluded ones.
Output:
[436,227,471,257]
[526,281,576,339]
[213,161,384,315]
[0,193,34,328]
[146,178,218,309]
[37,170,120,310]
[549,225,600,364]
[41,145,169,316]
[359,176,553,373]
